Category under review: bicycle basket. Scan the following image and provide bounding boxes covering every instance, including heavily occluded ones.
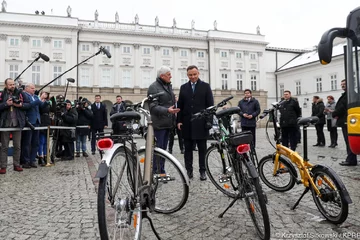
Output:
[227,131,253,146]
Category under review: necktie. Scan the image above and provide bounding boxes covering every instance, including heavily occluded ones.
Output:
[97,103,100,109]
[192,83,195,93]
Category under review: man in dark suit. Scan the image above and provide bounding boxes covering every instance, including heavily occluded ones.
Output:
[177,65,214,181]
[90,94,108,155]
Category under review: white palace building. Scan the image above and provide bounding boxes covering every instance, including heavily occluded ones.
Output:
[0,4,347,120]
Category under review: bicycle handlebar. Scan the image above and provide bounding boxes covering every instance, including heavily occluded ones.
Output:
[257,99,286,122]
[191,96,233,121]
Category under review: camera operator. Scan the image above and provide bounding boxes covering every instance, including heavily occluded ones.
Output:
[59,100,78,160]
[21,83,49,168]
[0,78,30,174]
[75,98,93,157]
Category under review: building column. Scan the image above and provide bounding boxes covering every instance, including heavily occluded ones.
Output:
[113,42,120,87]
[43,36,52,85]
[244,51,249,88]
[258,51,265,91]
[208,40,216,90]
[0,34,6,79]
[154,45,161,70]
[21,35,30,81]
[92,41,100,87]
[229,49,235,90]
[213,48,221,90]
[172,46,179,88]
[190,47,196,65]
[133,44,140,88]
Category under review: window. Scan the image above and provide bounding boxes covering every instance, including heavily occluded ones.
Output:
[180,50,188,57]
[197,51,205,58]
[236,62,243,69]
[250,75,257,91]
[221,51,228,58]
[221,73,228,90]
[180,72,188,85]
[250,53,256,60]
[250,63,257,70]
[81,44,90,52]
[31,66,40,85]
[80,68,90,87]
[142,70,152,87]
[53,40,63,49]
[162,48,170,56]
[331,74,337,90]
[9,38,20,47]
[53,66,62,86]
[279,84,284,97]
[32,39,41,48]
[122,69,132,88]
[9,64,19,79]
[295,81,301,95]
[143,47,151,55]
[101,68,112,87]
[316,77,322,92]
[123,46,131,54]
[236,52,242,59]
[236,73,243,91]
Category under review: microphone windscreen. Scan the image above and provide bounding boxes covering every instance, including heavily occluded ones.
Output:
[101,47,112,58]
[67,78,75,83]
[39,53,50,62]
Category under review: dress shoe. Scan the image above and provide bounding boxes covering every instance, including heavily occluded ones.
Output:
[187,171,193,179]
[14,166,23,172]
[200,172,207,181]
[318,143,325,147]
[168,150,172,154]
[83,152,89,157]
[61,156,74,161]
[193,147,198,151]
[92,151,96,155]
[0,168,6,174]
[328,144,335,148]
[22,163,31,169]
[313,143,320,147]
[75,152,80,157]
[339,161,357,166]
[30,163,38,168]
[180,149,184,154]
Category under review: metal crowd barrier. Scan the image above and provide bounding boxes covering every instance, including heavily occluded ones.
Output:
[0,125,90,167]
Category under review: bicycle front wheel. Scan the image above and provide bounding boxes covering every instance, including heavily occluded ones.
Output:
[205,146,237,198]
[311,166,349,224]
[97,146,142,240]
[240,155,270,240]
[138,148,189,214]
[258,154,296,192]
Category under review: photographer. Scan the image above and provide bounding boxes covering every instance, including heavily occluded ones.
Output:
[21,83,49,168]
[59,100,78,160]
[75,98,93,157]
[0,78,30,174]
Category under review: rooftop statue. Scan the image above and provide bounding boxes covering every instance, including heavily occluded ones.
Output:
[213,20,217,30]
[1,0,7,12]
[257,25,261,35]
[115,12,119,22]
[155,16,159,26]
[191,19,195,29]
[135,14,139,24]
[67,5,72,17]
[95,10,99,21]
[173,18,177,28]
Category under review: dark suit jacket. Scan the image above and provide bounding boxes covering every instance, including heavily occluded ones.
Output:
[91,102,108,129]
[177,79,214,140]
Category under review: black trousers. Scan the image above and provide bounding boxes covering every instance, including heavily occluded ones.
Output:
[91,128,104,152]
[184,139,207,174]
[168,128,184,152]
[342,126,357,164]
[281,127,298,151]
[315,124,325,145]
[241,126,256,148]
[63,142,74,158]
[327,120,338,145]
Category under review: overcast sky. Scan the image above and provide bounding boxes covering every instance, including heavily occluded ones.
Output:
[5,0,360,49]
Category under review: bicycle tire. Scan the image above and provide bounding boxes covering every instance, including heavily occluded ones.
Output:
[240,155,271,240]
[97,146,142,240]
[205,145,237,198]
[138,148,189,214]
[310,166,349,224]
[258,154,296,192]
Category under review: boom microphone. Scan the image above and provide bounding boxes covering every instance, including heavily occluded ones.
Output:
[39,53,50,62]
[67,78,75,83]
[100,47,112,58]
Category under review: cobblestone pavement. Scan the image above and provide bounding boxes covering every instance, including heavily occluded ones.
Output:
[1,128,360,240]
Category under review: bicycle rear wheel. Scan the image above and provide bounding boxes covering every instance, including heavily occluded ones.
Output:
[310,166,349,224]
[258,154,296,192]
[239,155,270,240]
[97,146,142,240]
[205,146,237,198]
[138,148,189,214]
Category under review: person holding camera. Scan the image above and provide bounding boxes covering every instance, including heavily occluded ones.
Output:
[0,78,30,174]
[21,83,49,168]
[58,100,78,160]
[75,98,93,157]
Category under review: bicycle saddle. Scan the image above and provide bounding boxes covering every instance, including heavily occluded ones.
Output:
[216,107,240,119]
[297,116,319,126]
[110,111,141,122]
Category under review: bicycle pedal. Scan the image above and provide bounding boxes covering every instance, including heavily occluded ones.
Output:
[219,176,230,183]
[245,191,255,198]
[296,179,302,184]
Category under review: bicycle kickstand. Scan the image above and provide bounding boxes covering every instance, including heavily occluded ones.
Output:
[291,187,309,210]
[142,211,161,240]
[218,194,241,218]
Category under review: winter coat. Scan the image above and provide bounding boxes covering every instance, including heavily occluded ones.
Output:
[332,91,347,127]
[60,107,78,142]
[147,77,176,130]
[311,99,326,125]
[238,97,261,127]
[279,98,301,128]
[76,106,93,135]
[110,102,126,116]
[91,102,108,130]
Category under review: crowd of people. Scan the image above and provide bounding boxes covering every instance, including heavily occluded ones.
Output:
[0,67,357,175]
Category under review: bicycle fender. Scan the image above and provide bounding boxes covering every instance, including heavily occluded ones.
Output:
[311,165,353,204]
[271,153,298,179]
[95,162,109,178]
[138,146,190,186]
[244,157,259,178]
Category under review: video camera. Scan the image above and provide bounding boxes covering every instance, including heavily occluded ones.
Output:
[75,96,90,110]
[10,96,21,104]
[49,94,67,116]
